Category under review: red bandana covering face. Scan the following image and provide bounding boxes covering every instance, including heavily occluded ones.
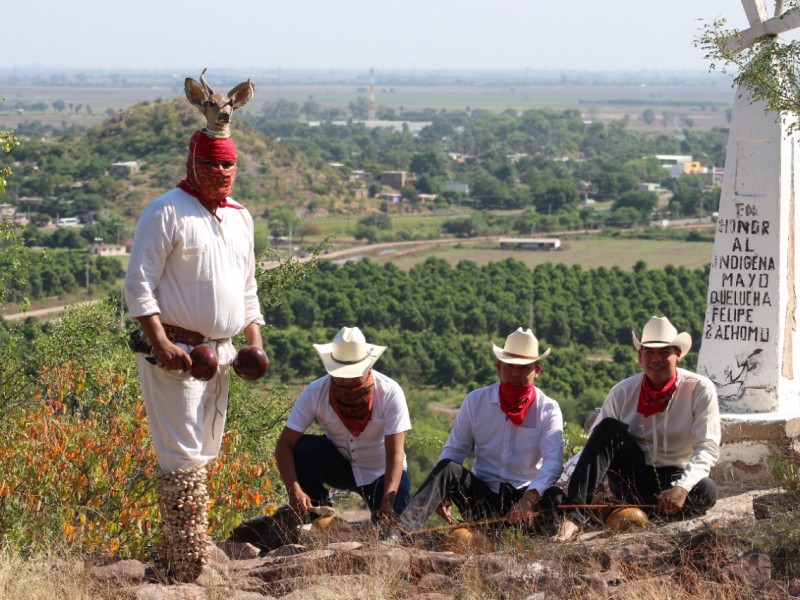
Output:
[637,372,679,417]
[178,131,241,216]
[329,372,375,437]
[498,383,537,426]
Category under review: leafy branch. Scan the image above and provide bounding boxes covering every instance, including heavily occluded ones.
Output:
[696,5,800,132]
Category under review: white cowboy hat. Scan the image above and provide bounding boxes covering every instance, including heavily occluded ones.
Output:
[632,316,692,357]
[492,327,551,365]
[313,326,386,378]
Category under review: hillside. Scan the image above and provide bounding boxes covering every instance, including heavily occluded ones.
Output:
[3,99,354,224]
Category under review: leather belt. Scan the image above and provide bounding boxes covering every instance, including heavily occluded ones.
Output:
[162,323,206,346]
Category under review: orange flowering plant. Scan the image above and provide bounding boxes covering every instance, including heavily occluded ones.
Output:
[0,299,285,558]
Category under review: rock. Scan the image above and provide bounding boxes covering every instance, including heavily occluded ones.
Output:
[753,490,800,519]
[727,548,772,587]
[417,572,452,593]
[206,544,230,564]
[348,544,412,576]
[486,561,561,599]
[131,583,208,599]
[89,558,146,583]
[267,544,308,557]
[229,505,302,552]
[217,541,261,560]
[327,541,364,551]
[597,542,653,571]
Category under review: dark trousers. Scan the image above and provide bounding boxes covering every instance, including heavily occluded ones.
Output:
[553,418,718,523]
[293,434,411,518]
[399,459,561,531]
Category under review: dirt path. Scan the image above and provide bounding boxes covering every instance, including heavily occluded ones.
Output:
[1,300,100,322]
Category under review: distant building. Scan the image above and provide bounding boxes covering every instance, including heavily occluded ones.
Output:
[380,171,406,191]
[12,214,29,227]
[0,203,15,219]
[442,181,470,195]
[655,154,693,167]
[654,154,705,177]
[89,243,127,257]
[349,169,371,182]
[418,193,437,204]
[498,237,561,251]
[351,188,369,200]
[379,193,403,204]
[109,160,141,177]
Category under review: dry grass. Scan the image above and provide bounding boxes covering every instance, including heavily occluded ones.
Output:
[1,505,798,600]
[0,548,98,600]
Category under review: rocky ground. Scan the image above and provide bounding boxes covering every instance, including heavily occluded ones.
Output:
[82,485,800,600]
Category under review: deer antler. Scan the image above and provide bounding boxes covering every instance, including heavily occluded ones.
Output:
[199,68,214,96]
[184,68,255,139]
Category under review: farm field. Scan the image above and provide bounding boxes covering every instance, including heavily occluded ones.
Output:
[0,78,734,131]
[357,235,715,271]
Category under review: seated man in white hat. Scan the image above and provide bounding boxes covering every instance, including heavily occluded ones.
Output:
[551,316,721,542]
[275,326,411,525]
[398,328,564,532]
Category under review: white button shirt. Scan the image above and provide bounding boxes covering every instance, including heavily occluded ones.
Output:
[124,187,264,339]
[439,383,564,495]
[285,370,411,487]
[597,367,720,491]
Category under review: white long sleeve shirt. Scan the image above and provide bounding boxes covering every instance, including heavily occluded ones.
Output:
[596,367,721,491]
[285,370,411,487]
[124,187,264,339]
[439,383,564,496]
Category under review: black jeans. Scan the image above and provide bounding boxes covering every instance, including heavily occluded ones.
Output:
[552,418,718,523]
[293,433,411,518]
[399,459,561,531]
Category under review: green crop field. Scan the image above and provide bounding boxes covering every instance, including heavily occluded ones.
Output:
[360,236,714,271]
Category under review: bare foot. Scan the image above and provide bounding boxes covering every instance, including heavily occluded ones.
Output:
[550,518,580,543]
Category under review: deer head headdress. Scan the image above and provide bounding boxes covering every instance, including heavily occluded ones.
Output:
[185,68,255,139]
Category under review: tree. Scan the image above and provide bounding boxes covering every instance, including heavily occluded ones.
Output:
[697,9,800,131]
[353,224,379,243]
[267,208,299,238]
[410,150,445,177]
[261,100,300,122]
[533,179,580,214]
[0,111,19,195]
[642,108,656,125]
[301,100,322,120]
[612,190,658,219]
[349,97,370,120]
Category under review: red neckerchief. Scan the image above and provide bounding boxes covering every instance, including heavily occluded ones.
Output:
[329,373,375,437]
[177,180,243,217]
[498,383,537,426]
[179,131,243,221]
[637,372,679,417]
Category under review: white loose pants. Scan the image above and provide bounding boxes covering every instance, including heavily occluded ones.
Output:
[136,340,235,472]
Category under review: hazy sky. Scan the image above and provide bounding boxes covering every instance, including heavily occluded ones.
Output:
[5,1,760,72]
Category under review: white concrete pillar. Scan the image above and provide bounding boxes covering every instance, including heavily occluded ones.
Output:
[697,84,800,415]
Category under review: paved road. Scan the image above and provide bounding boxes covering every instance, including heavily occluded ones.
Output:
[1,300,99,322]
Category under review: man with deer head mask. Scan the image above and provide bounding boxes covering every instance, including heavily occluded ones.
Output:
[124,72,265,582]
